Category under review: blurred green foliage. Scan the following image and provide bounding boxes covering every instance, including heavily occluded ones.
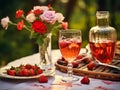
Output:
[0,0,120,67]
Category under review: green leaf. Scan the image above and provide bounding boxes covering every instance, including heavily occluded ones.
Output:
[36,37,44,46]
[30,31,35,39]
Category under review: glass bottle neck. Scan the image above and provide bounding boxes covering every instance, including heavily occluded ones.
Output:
[97,18,109,26]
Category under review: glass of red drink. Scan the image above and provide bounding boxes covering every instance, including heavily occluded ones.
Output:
[59,29,82,82]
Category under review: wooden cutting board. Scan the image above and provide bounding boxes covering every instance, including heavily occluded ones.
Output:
[55,59,120,81]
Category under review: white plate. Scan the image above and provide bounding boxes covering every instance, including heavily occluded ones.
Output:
[0,66,54,79]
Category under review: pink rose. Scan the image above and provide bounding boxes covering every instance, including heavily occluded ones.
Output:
[40,11,56,24]
[26,13,36,23]
[1,16,10,30]
[33,6,49,12]
[56,13,64,23]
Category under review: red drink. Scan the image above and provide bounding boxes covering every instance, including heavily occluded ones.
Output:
[89,41,116,64]
[58,29,82,82]
[59,39,82,61]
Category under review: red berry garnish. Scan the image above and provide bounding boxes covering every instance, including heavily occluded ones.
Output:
[81,76,90,84]
[87,61,96,70]
[38,75,48,83]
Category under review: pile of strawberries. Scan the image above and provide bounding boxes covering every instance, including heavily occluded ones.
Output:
[57,55,83,68]
[57,55,96,70]
[6,63,91,84]
[7,64,43,76]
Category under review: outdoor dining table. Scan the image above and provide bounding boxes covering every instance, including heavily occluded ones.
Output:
[0,49,120,90]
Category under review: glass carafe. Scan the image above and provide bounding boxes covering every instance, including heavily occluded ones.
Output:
[89,11,117,64]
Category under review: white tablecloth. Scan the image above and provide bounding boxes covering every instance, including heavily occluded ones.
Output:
[0,49,120,90]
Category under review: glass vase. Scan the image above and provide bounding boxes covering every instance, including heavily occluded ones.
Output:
[39,33,53,73]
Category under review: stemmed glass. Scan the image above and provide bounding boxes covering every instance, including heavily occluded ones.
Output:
[58,29,82,82]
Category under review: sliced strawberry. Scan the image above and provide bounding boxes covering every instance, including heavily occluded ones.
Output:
[7,70,15,76]
[22,69,29,76]
[87,61,96,70]
[81,76,90,84]
[38,75,48,83]
[37,69,43,75]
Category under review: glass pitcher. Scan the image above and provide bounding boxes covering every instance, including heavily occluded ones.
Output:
[89,11,117,64]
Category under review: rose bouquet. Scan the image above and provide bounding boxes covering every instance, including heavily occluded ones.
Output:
[1,5,68,70]
[1,5,67,45]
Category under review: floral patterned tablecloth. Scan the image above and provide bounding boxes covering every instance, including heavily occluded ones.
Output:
[0,49,120,90]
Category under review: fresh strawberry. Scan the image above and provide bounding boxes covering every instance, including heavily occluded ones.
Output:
[87,61,96,70]
[31,65,38,70]
[21,66,26,69]
[37,69,43,75]
[60,57,66,61]
[57,57,68,66]
[7,70,15,76]
[81,76,90,84]
[29,69,35,76]
[72,61,79,68]
[6,64,42,76]
[10,66,15,70]
[22,69,29,76]
[18,69,23,76]
[38,75,48,83]
[25,64,32,69]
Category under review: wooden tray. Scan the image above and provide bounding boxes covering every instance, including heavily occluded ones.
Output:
[55,59,120,81]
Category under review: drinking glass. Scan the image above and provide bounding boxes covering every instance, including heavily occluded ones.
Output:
[58,29,82,82]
